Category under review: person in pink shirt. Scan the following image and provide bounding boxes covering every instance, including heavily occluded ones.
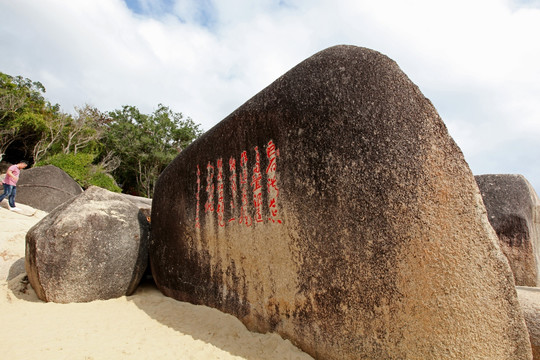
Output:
[0,161,28,211]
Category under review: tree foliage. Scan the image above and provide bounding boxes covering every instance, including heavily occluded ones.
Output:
[1,71,204,197]
[0,72,56,161]
[104,104,202,197]
[64,105,109,155]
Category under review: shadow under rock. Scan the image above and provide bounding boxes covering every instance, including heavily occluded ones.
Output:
[6,257,42,303]
[7,257,25,281]
[128,278,312,360]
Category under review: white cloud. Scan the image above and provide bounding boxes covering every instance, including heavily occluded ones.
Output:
[1,0,540,191]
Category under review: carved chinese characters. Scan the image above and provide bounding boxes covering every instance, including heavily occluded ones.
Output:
[195,165,201,228]
[239,150,251,226]
[216,159,225,227]
[205,162,215,214]
[195,139,281,229]
[229,157,238,223]
[252,147,263,224]
[266,140,281,224]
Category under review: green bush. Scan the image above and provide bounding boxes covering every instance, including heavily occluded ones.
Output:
[88,172,122,192]
[37,152,121,192]
[37,152,93,183]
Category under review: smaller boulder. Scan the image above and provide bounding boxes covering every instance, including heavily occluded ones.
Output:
[17,165,83,212]
[476,174,540,286]
[119,193,152,209]
[517,286,540,359]
[120,193,152,220]
[25,186,149,303]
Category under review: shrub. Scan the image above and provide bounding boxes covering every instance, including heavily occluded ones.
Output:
[88,172,121,192]
[37,153,121,192]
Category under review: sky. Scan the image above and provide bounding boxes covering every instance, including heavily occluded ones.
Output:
[1,0,539,192]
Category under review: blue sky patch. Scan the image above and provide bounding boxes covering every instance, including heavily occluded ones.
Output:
[124,0,176,16]
[123,0,216,28]
[511,0,540,8]
[124,0,144,14]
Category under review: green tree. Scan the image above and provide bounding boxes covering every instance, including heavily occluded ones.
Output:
[63,104,108,155]
[0,72,55,161]
[32,111,68,163]
[2,71,204,196]
[33,104,111,167]
[104,104,202,197]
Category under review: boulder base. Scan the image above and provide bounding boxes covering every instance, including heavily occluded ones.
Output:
[26,186,149,303]
[150,45,532,359]
[517,287,540,359]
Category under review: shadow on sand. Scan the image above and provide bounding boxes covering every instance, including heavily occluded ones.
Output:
[128,277,312,360]
[6,257,42,303]
[4,256,311,359]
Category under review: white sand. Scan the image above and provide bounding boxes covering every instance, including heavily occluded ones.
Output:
[0,201,313,360]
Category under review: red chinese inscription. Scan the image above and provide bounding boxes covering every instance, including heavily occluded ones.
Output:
[266,140,281,223]
[216,158,225,227]
[252,146,263,223]
[195,164,201,229]
[229,157,237,223]
[205,162,215,213]
[195,139,282,229]
[239,150,252,226]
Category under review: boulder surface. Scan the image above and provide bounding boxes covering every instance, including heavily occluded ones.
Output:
[476,174,540,286]
[17,165,83,212]
[517,287,540,359]
[120,193,152,211]
[150,45,532,359]
[26,186,149,303]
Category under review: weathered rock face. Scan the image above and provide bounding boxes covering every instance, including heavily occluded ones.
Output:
[150,45,532,359]
[25,186,149,303]
[517,287,540,359]
[17,165,83,212]
[119,193,152,211]
[120,193,152,221]
[476,174,540,286]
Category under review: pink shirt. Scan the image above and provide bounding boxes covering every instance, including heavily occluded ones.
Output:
[3,165,20,186]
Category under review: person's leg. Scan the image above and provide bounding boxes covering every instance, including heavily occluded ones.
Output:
[0,184,13,204]
[0,183,7,202]
[8,186,16,208]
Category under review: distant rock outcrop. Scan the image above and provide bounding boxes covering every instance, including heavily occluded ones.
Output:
[517,287,540,359]
[25,186,149,303]
[150,45,532,359]
[476,174,540,286]
[17,165,83,212]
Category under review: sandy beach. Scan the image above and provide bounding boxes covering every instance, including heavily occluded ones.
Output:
[0,202,313,360]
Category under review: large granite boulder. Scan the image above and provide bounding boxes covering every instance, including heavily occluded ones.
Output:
[120,193,152,221]
[25,186,149,303]
[517,287,540,359]
[150,45,532,359]
[17,165,83,212]
[476,174,540,286]
[120,193,152,211]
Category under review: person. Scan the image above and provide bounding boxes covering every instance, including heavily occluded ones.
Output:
[0,161,28,211]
